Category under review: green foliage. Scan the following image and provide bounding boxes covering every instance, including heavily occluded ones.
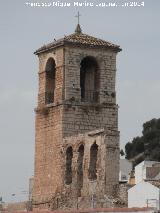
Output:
[120,149,125,156]
[125,136,144,159]
[125,118,160,163]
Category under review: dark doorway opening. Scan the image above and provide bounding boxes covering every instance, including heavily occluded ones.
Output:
[77,144,84,196]
[80,56,99,102]
[45,58,56,104]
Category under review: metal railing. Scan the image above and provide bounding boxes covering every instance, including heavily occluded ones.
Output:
[81,90,99,103]
[38,90,99,104]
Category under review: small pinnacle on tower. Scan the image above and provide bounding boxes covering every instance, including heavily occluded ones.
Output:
[75,12,82,33]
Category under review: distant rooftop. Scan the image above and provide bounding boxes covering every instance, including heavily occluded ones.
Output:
[146,180,160,188]
[135,160,160,167]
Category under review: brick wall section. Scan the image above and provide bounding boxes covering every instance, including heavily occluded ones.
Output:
[62,103,118,137]
[33,105,64,203]
[59,129,119,209]
[14,207,154,213]
[64,46,117,104]
[117,183,128,206]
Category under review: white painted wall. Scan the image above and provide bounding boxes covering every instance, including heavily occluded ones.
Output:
[135,161,158,184]
[119,159,132,181]
[128,181,160,210]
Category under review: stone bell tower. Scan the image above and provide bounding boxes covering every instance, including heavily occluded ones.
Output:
[32,23,122,210]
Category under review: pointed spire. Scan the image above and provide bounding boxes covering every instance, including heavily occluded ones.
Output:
[75,12,82,34]
[75,23,82,34]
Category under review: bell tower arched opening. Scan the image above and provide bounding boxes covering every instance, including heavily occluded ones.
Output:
[77,144,84,196]
[80,56,99,102]
[88,142,98,180]
[65,146,73,185]
[45,58,56,104]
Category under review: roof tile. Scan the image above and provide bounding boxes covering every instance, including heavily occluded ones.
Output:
[34,32,121,54]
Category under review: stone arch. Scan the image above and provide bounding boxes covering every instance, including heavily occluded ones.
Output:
[88,142,98,180]
[45,57,56,104]
[65,146,73,185]
[77,144,84,196]
[80,56,99,102]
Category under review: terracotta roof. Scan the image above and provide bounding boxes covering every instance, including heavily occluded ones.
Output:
[14,208,154,213]
[34,32,121,54]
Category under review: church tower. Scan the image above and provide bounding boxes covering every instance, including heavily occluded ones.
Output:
[33,23,122,210]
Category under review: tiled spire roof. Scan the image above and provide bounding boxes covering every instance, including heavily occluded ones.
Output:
[34,28,121,54]
[75,24,82,34]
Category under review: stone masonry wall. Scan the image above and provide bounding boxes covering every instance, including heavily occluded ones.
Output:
[62,45,118,137]
[117,183,128,206]
[64,46,117,104]
[33,105,64,207]
[33,43,120,210]
[46,129,120,210]
[62,103,118,137]
[37,47,64,106]
[33,47,65,207]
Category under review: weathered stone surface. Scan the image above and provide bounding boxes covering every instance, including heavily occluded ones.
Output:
[33,31,121,210]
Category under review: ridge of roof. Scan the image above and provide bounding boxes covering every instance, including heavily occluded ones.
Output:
[34,32,121,55]
[145,180,160,188]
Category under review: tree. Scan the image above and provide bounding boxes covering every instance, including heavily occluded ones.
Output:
[120,149,125,156]
[125,118,160,164]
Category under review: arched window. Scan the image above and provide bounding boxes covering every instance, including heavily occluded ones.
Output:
[80,56,99,102]
[45,58,56,104]
[88,142,98,180]
[65,146,73,185]
[77,144,84,196]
